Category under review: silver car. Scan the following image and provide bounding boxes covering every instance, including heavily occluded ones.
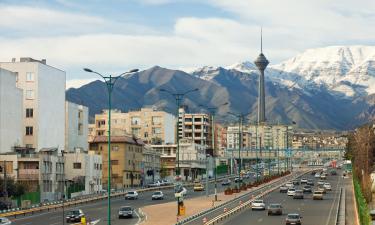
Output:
[118,206,134,219]
[0,218,11,225]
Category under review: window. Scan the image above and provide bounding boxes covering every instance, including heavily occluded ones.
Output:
[73,163,81,169]
[111,160,119,165]
[132,128,140,136]
[26,72,34,82]
[144,132,148,138]
[112,146,119,151]
[97,130,104,136]
[152,116,161,125]
[78,123,83,135]
[25,90,34,100]
[25,144,33,148]
[78,110,83,119]
[26,108,33,118]
[26,126,33,135]
[152,127,161,135]
[131,117,141,125]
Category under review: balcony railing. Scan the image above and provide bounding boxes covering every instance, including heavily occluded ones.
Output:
[18,169,39,180]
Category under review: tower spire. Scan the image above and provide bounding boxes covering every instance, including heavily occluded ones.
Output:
[261,27,263,53]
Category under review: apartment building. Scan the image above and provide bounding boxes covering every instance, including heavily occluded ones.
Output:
[89,136,144,189]
[178,107,212,149]
[64,150,102,195]
[65,101,89,151]
[0,58,66,152]
[0,68,23,153]
[142,146,161,185]
[92,108,175,144]
[151,138,206,181]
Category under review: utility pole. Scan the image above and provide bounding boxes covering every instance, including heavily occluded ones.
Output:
[3,160,7,198]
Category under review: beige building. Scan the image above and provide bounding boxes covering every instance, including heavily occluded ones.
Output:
[65,102,89,152]
[91,108,175,144]
[178,107,212,149]
[89,136,144,189]
[0,58,66,152]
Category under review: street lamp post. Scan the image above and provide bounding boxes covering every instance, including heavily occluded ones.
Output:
[84,68,138,225]
[198,102,228,202]
[159,88,199,178]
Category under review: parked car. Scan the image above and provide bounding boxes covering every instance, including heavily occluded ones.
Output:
[151,191,164,200]
[118,206,134,219]
[267,203,283,216]
[280,186,288,193]
[66,209,85,223]
[251,199,266,210]
[285,213,303,225]
[125,191,139,200]
[293,190,304,199]
[323,183,332,191]
[193,182,205,192]
[287,188,296,196]
[302,185,312,193]
[221,179,231,186]
[313,190,324,200]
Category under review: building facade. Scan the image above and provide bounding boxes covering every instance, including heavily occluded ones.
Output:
[0,68,23,153]
[178,107,212,148]
[142,146,161,185]
[92,108,175,144]
[0,58,66,152]
[89,136,144,189]
[65,101,89,152]
[64,150,102,195]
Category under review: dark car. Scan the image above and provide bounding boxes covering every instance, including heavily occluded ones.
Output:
[66,209,84,223]
[267,203,283,215]
[0,202,10,211]
[286,213,302,225]
[234,177,243,183]
[311,171,316,175]
[293,190,304,199]
[118,206,134,219]
[292,180,300,186]
[306,179,314,186]
[330,170,337,175]
[303,186,312,193]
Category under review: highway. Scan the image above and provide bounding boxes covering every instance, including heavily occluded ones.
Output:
[219,171,342,225]
[9,176,252,225]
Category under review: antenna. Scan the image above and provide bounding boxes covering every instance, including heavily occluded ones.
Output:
[261,27,263,53]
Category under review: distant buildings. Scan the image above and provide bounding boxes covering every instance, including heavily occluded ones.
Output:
[0,58,66,152]
[142,146,161,185]
[90,108,176,144]
[0,68,23,153]
[65,101,89,152]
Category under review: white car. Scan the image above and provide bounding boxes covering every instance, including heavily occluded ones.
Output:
[125,191,139,200]
[0,217,11,225]
[285,182,294,188]
[287,188,296,196]
[317,180,325,186]
[300,178,308,184]
[315,173,321,178]
[323,183,332,191]
[251,199,266,210]
[152,191,164,200]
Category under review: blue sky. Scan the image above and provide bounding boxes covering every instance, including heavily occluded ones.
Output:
[1,0,375,88]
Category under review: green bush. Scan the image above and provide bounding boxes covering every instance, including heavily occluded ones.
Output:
[353,177,372,225]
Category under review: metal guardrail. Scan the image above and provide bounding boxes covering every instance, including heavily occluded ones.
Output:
[176,170,313,225]
[0,174,234,219]
[335,187,345,225]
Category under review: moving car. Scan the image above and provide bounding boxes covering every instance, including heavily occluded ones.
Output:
[306,179,314,186]
[193,182,205,191]
[251,199,266,210]
[302,185,312,193]
[314,173,321,178]
[66,209,85,223]
[151,191,164,200]
[118,206,134,219]
[267,203,283,215]
[293,190,304,199]
[234,177,243,183]
[292,180,300,186]
[280,186,288,193]
[317,180,325,186]
[320,174,327,180]
[323,183,332,191]
[313,190,324,200]
[285,182,294,188]
[125,191,139,200]
[0,217,11,225]
[287,188,296,196]
[147,181,161,187]
[318,185,326,194]
[285,213,303,225]
[330,170,337,175]
[300,178,308,184]
[221,179,231,186]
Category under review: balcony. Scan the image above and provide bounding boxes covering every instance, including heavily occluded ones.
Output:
[18,169,39,180]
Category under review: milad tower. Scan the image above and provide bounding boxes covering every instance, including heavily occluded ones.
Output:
[254,29,269,124]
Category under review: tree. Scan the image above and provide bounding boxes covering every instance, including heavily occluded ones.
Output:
[0,177,26,198]
[160,163,168,178]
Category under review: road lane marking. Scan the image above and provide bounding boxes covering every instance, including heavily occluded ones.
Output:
[325,174,342,225]
[135,209,141,225]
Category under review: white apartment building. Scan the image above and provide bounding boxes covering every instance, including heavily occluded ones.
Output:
[64,150,102,195]
[142,146,161,185]
[65,101,89,151]
[0,58,66,152]
[0,68,23,153]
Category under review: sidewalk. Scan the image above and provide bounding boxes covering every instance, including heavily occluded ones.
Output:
[345,175,360,225]
[141,188,251,225]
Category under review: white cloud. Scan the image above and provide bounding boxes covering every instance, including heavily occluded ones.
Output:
[66,78,98,89]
